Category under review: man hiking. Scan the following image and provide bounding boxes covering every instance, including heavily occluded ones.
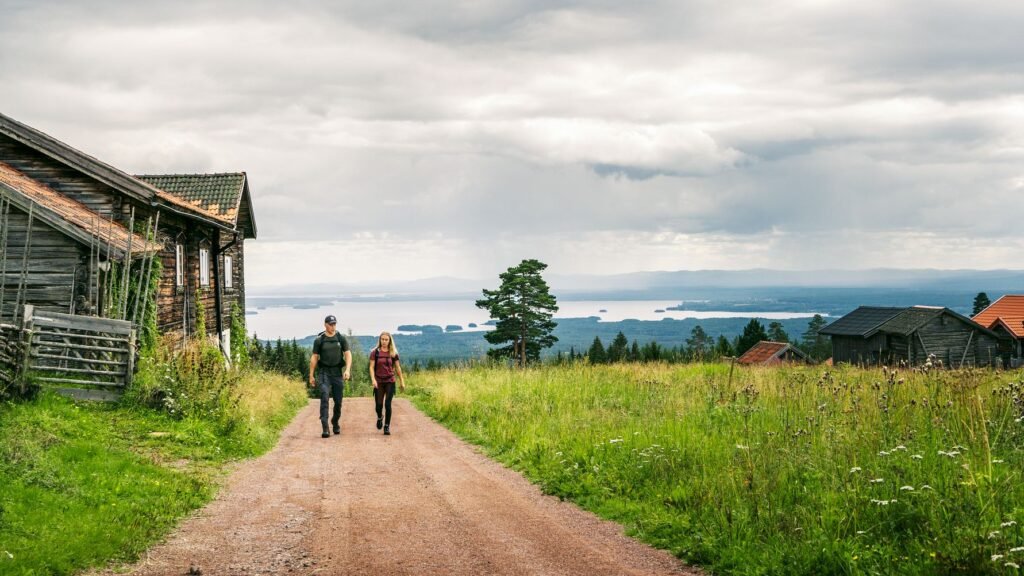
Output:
[309,315,352,438]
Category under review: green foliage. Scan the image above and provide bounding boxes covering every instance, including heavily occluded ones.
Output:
[800,314,831,361]
[229,302,248,367]
[476,259,559,367]
[0,371,306,574]
[410,364,1024,576]
[736,319,769,356]
[686,325,713,360]
[195,287,206,337]
[587,336,607,364]
[973,292,992,317]
[607,332,630,363]
[766,321,789,343]
[715,334,733,357]
[249,336,311,382]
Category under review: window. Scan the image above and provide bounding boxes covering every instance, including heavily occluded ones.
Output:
[199,248,210,286]
[175,244,184,287]
[224,256,233,289]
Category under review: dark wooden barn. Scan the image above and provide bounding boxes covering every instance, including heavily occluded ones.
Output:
[820,306,1001,367]
[0,112,257,349]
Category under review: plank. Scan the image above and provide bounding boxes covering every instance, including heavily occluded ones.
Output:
[31,312,133,334]
[32,352,127,366]
[50,387,122,402]
[31,364,125,376]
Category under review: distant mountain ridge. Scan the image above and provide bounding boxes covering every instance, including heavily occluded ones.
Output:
[252,269,1024,299]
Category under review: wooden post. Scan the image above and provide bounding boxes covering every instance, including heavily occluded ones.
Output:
[125,329,136,387]
[18,304,33,395]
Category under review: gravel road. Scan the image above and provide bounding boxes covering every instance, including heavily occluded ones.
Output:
[104,397,697,576]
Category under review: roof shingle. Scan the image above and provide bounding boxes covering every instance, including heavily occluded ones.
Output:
[819,307,904,337]
[0,161,159,258]
[972,295,1024,339]
[137,173,245,226]
[737,341,808,365]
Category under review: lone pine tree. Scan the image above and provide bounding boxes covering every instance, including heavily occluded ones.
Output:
[476,259,559,367]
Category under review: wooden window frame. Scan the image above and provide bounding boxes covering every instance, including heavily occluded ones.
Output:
[224,255,233,289]
[199,247,210,287]
[175,244,184,287]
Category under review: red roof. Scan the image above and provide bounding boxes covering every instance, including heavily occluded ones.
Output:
[972,295,1024,339]
[0,161,160,257]
[737,341,807,365]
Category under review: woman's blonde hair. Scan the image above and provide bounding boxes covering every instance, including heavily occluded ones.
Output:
[376,331,398,358]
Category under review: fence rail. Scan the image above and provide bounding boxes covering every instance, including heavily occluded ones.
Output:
[1,305,136,401]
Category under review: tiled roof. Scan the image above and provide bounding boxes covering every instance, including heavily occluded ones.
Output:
[819,307,905,337]
[737,341,807,365]
[875,306,944,336]
[137,173,245,226]
[0,161,160,258]
[972,295,1024,339]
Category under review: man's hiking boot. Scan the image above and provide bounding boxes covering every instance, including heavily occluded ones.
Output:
[321,429,330,438]
[383,425,391,436]
[333,425,341,435]
[376,417,383,430]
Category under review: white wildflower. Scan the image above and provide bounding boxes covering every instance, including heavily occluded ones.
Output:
[893,445,907,451]
[609,438,623,444]
[993,554,1005,561]
[911,454,924,460]
[920,485,934,490]
[993,459,1005,464]
[850,467,862,473]
[856,530,866,535]
[870,499,897,505]
[555,451,562,456]
[879,450,891,456]
[1002,521,1018,528]
[989,531,1001,539]
[3,551,11,560]
[1010,546,1024,553]
[736,444,749,450]
[900,485,914,491]
[870,478,884,484]
[1005,562,1020,569]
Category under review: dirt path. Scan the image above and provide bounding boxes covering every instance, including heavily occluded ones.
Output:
[107,398,696,576]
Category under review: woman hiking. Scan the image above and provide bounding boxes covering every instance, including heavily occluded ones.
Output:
[369,331,405,435]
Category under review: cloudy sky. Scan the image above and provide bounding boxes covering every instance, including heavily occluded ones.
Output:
[1,0,1022,289]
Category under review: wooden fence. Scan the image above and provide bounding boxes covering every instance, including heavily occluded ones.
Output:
[13,305,135,401]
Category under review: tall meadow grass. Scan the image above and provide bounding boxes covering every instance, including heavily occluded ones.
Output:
[411,363,1024,575]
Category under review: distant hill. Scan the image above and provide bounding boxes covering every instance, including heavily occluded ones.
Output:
[252,268,1024,301]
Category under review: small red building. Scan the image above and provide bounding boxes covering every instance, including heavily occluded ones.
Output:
[737,341,810,366]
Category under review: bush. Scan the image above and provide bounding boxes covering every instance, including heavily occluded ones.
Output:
[124,335,241,430]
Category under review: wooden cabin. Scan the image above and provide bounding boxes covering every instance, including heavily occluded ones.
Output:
[737,341,810,366]
[0,112,256,348]
[970,295,1024,367]
[820,306,1001,367]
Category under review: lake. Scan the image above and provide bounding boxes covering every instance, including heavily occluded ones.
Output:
[245,299,823,340]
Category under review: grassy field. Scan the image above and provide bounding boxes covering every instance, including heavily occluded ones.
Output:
[410,363,1024,575]
[0,369,307,575]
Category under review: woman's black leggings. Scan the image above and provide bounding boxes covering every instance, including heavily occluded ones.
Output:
[374,382,396,426]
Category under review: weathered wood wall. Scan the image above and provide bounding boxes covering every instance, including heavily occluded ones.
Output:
[0,205,84,318]
[910,315,1001,368]
[830,334,887,364]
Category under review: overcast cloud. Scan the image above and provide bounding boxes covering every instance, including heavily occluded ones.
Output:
[1,0,1022,289]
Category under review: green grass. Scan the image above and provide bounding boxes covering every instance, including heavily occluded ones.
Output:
[409,363,1024,575]
[0,370,307,575]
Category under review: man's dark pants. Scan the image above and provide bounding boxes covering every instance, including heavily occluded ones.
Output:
[318,368,345,431]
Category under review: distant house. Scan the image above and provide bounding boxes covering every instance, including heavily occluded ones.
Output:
[820,306,1001,367]
[970,295,1024,366]
[737,341,810,366]
[0,112,256,348]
